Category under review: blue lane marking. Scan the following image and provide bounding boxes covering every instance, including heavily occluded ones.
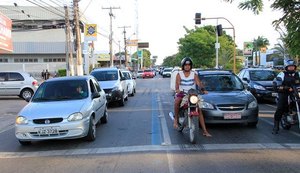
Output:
[151,93,162,145]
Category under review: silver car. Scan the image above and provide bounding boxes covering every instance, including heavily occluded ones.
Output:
[122,70,136,96]
[0,71,38,99]
[15,76,108,145]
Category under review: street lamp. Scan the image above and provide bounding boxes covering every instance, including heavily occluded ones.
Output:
[196,15,236,73]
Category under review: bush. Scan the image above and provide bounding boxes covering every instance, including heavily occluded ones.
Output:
[58,69,66,77]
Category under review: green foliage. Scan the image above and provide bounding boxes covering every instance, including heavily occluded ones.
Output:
[175,25,236,69]
[58,69,66,77]
[132,49,152,68]
[225,0,300,58]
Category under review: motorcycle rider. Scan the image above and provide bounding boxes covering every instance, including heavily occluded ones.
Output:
[273,59,300,134]
[173,57,212,137]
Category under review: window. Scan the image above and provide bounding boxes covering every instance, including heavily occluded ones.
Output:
[0,73,6,81]
[8,73,24,81]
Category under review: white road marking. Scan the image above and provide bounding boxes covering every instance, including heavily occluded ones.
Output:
[157,94,171,145]
[1,143,300,159]
[265,104,277,109]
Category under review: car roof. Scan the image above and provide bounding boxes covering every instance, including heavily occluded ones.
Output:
[45,75,93,82]
[241,68,274,71]
[197,69,234,75]
[91,67,118,72]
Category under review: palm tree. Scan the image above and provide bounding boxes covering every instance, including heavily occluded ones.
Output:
[253,36,270,66]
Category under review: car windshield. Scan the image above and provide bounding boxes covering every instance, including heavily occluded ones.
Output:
[199,74,244,91]
[32,80,88,102]
[91,70,118,81]
[122,72,131,80]
[138,70,143,73]
[144,70,152,72]
[164,69,172,72]
[249,70,276,81]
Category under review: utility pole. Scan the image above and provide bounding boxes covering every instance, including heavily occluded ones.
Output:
[118,40,121,67]
[102,7,120,67]
[119,26,130,67]
[73,0,83,75]
[64,6,74,76]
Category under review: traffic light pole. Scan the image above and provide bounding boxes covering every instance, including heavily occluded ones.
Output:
[201,17,236,73]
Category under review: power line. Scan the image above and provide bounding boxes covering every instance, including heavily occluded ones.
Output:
[24,0,65,18]
[37,0,65,15]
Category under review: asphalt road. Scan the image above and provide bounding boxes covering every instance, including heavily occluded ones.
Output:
[0,75,300,173]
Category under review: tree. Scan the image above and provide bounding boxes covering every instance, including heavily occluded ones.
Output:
[176,25,236,69]
[252,36,270,66]
[132,49,152,68]
[224,0,300,58]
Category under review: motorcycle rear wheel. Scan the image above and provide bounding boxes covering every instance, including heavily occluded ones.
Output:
[281,118,292,130]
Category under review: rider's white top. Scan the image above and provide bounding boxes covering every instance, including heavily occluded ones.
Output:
[179,71,196,92]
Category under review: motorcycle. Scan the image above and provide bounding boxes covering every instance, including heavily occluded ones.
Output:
[175,88,202,144]
[273,78,300,130]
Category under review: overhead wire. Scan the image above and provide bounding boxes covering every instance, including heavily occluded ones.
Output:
[24,0,65,18]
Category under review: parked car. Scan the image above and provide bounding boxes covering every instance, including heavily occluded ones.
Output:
[122,70,136,96]
[237,68,277,102]
[90,67,128,106]
[0,71,38,100]
[162,68,173,78]
[15,75,108,145]
[142,69,155,78]
[197,69,259,127]
[136,70,144,78]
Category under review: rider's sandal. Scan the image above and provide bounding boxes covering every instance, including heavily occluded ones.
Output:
[203,131,212,137]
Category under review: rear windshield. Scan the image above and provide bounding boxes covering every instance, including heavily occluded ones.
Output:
[199,74,244,91]
[249,70,276,81]
[91,70,118,81]
[144,70,152,72]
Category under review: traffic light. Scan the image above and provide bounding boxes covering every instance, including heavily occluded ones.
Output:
[216,24,223,36]
[195,13,201,24]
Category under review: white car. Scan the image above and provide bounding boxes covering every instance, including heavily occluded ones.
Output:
[0,71,38,99]
[122,70,136,96]
[15,76,108,145]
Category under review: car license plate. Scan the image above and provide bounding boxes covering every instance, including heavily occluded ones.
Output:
[272,93,278,97]
[37,127,58,135]
[224,113,241,119]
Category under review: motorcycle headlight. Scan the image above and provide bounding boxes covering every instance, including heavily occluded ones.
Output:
[67,112,83,121]
[253,84,266,90]
[189,95,199,104]
[200,101,214,109]
[16,116,28,125]
[248,100,258,109]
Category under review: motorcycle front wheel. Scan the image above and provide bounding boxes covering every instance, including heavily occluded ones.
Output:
[188,116,199,144]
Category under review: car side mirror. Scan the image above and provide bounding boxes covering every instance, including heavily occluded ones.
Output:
[242,78,249,83]
[276,77,282,81]
[92,92,100,99]
[132,76,136,79]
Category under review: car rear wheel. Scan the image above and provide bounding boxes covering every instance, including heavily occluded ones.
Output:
[118,96,125,106]
[20,89,33,100]
[19,140,32,145]
[85,116,96,141]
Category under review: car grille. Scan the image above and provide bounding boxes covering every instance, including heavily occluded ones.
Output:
[30,130,68,137]
[104,89,112,93]
[217,104,245,111]
[33,118,63,124]
[265,86,274,91]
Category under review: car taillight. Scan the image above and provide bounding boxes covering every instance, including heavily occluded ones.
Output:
[32,80,38,86]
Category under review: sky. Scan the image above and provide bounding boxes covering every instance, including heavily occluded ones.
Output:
[1,0,283,65]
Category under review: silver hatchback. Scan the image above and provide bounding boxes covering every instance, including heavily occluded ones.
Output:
[0,71,38,99]
[15,76,108,145]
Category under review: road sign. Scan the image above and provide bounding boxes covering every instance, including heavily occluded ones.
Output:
[243,42,254,56]
[138,42,149,48]
[138,50,143,58]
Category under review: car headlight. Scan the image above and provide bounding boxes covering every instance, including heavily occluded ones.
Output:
[16,116,28,125]
[248,100,258,108]
[253,84,266,90]
[67,112,83,121]
[200,101,214,109]
[189,95,199,104]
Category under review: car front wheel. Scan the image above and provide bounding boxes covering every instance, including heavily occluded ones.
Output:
[20,89,33,100]
[85,116,96,141]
